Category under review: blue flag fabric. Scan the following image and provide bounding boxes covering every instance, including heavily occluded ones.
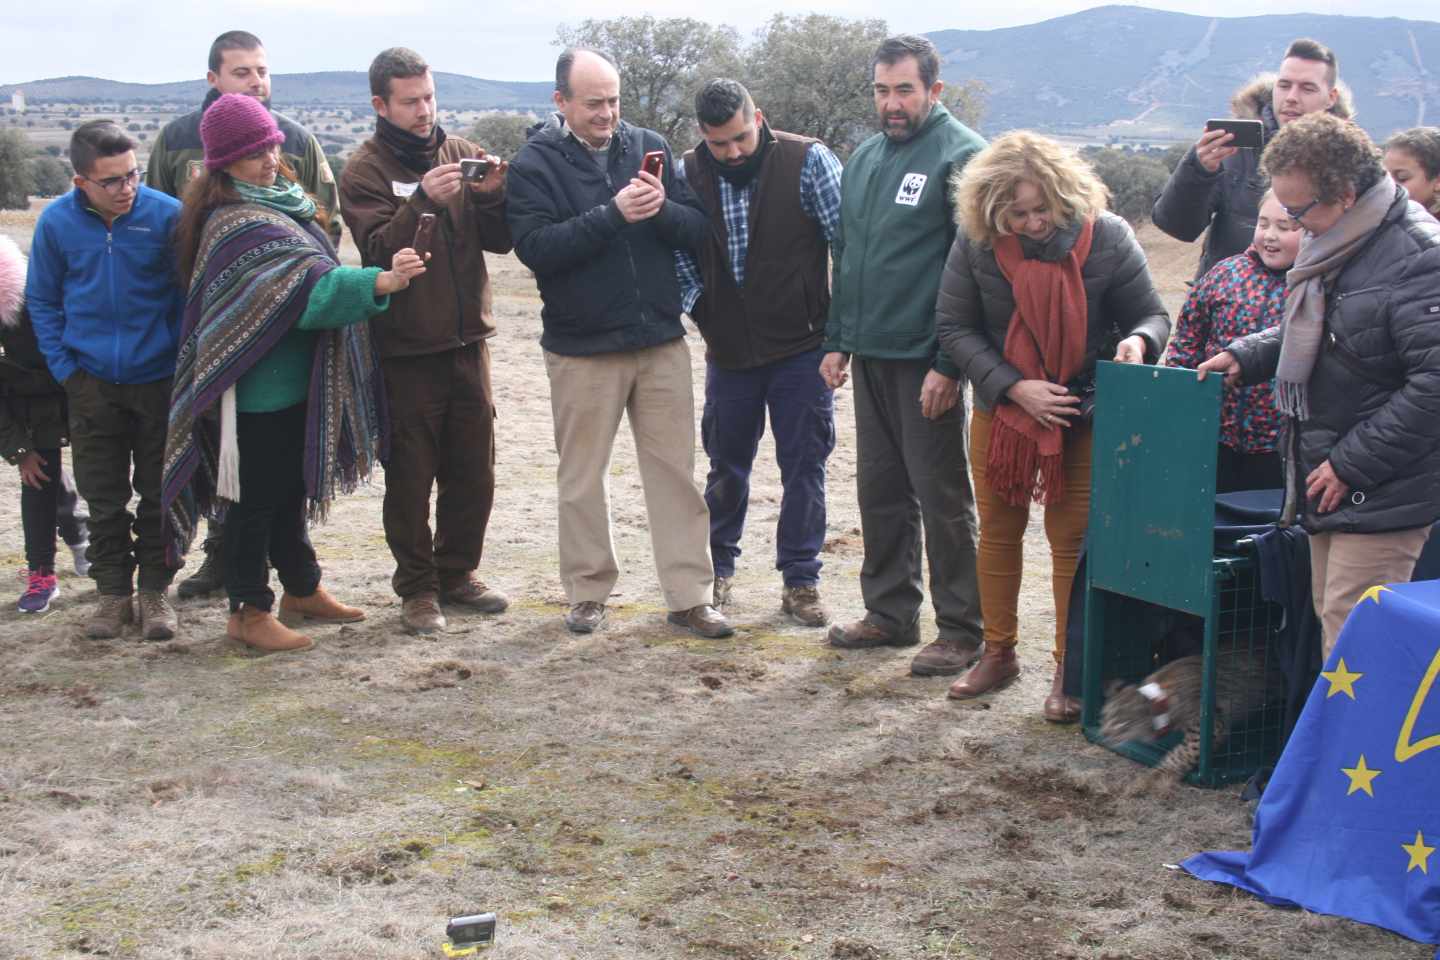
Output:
[1184,579,1440,952]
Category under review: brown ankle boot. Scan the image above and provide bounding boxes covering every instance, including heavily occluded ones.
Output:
[235,606,313,654]
[947,644,1020,699]
[279,586,365,625]
[1042,665,1081,723]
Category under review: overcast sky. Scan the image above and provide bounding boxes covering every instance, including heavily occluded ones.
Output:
[5,0,1437,85]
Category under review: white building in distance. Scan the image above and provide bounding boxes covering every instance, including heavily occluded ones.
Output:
[10,90,24,114]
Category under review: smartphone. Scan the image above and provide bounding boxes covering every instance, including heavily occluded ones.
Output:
[459,157,494,182]
[640,150,665,180]
[412,213,437,260]
[1204,118,1265,150]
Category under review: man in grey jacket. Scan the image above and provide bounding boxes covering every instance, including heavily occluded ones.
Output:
[1152,38,1347,279]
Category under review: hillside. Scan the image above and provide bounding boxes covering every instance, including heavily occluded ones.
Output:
[929,5,1440,140]
[0,71,553,112]
[4,6,1439,140]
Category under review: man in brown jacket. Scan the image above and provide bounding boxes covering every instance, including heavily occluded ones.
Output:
[340,47,512,634]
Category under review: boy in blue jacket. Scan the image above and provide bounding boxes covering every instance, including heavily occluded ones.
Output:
[26,120,184,640]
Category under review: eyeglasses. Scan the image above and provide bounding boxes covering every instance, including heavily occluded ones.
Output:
[82,168,141,195]
[1281,197,1322,221]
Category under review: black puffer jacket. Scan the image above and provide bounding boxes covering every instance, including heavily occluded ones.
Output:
[936,212,1171,412]
[506,115,709,357]
[1152,76,1355,280]
[0,237,68,464]
[1228,185,1440,534]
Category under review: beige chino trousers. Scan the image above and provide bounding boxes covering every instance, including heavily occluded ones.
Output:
[543,338,714,612]
[1310,525,1432,658]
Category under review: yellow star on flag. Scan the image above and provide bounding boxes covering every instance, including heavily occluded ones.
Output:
[1322,658,1363,700]
[1358,584,1392,605]
[1403,831,1435,874]
[1341,755,1381,797]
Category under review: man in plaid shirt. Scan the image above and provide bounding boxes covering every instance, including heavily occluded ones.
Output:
[675,79,843,627]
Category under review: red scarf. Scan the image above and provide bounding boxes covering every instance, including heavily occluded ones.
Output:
[987,218,1094,507]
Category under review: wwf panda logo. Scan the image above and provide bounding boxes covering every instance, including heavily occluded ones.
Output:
[894,173,927,207]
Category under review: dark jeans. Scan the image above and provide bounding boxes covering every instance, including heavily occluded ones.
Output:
[20,449,88,572]
[224,403,321,613]
[381,342,496,599]
[65,372,173,595]
[702,347,835,586]
[852,357,983,643]
[1217,444,1282,493]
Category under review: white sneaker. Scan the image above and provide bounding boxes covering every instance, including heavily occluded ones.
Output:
[69,541,91,577]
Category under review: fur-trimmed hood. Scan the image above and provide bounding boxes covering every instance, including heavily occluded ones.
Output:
[0,234,26,330]
[1230,73,1356,123]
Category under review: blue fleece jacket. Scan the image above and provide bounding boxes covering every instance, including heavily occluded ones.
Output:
[25,185,183,385]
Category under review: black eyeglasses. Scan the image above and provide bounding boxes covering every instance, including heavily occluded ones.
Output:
[83,168,141,195]
[1281,197,1322,221]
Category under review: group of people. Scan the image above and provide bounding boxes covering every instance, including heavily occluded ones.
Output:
[4,29,1439,719]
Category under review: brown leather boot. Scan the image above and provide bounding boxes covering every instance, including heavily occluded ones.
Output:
[1042,664,1081,723]
[280,586,365,625]
[234,606,313,654]
[947,643,1020,699]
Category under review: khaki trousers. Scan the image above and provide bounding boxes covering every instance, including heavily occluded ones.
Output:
[544,338,713,611]
[1310,526,1432,658]
[971,408,1092,662]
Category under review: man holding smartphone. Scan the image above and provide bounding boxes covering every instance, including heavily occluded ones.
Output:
[505,48,732,639]
[148,30,342,600]
[339,47,512,635]
[1152,38,1350,279]
[674,79,843,628]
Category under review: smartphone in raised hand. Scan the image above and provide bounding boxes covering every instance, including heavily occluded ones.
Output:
[640,150,665,180]
[412,213,437,260]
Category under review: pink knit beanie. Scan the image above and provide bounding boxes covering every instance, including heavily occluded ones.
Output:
[200,93,285,171]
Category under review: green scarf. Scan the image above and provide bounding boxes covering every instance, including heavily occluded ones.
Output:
[233,174,317,221]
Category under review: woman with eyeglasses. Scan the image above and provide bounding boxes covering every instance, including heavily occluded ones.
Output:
[1200,113,1440,657]
[163,93,425,654]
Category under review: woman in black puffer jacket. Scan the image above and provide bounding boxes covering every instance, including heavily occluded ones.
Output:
[937,131,1170,721]
[1201,113,1440,657]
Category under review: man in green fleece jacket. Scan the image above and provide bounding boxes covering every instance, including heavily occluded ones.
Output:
[821,35,986,677]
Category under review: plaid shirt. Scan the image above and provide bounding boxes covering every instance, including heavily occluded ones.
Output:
[675,142,843,313]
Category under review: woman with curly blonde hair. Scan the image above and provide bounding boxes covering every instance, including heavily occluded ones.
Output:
[938,131,1170,720]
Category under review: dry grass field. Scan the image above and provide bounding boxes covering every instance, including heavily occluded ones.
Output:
[0,204,1430,960]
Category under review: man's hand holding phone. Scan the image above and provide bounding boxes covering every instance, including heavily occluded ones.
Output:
[420,162,464,203]
[461,151,508,196]
[1193,127,1238,174]
[616,171,666,224]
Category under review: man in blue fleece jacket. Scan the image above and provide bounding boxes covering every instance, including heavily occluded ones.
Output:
[26,120,184,641]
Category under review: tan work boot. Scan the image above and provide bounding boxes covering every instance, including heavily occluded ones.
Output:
[947,643,1020,699]
[910,636,982,677]
[781,584,828,627]
[1042,664,1081,723]
[233,605,313,653]
[441,576,509,613]
[137,590,178,641]
[85,593,134,639]
[826,617,919,649]
[668,604,735,638]
[401,592,447,635]
[280,586,366,625]
[564,601,607,634]
[712,576,733,612]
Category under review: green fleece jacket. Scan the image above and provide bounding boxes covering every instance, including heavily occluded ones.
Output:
[236,267,386,413]
[824,102,985,377]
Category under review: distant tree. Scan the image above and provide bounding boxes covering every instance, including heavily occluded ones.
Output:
[1083,147,1170,224]
[555,16,743,148]
[469,113,532,159]
[44,145,62,157]
[31,156,71,197]
[747,14,889,157]
[943,78,988,133]
[327,154,346,183]
[1161,142,1189,172]
[0,131,36,208]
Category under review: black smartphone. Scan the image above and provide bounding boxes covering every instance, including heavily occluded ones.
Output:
[460,157,494,182]
[412,213,437,259]
[1204,118,1265,150]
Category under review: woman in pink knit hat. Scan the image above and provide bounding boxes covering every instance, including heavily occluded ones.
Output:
[164,93,425,654]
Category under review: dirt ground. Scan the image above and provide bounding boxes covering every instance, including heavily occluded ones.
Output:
[0,210,1430,960]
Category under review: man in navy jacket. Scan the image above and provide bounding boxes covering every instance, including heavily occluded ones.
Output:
[506,47,731,639]
[26,120,183,640]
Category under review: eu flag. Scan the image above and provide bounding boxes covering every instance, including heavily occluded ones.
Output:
[1184,579,1440,951]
